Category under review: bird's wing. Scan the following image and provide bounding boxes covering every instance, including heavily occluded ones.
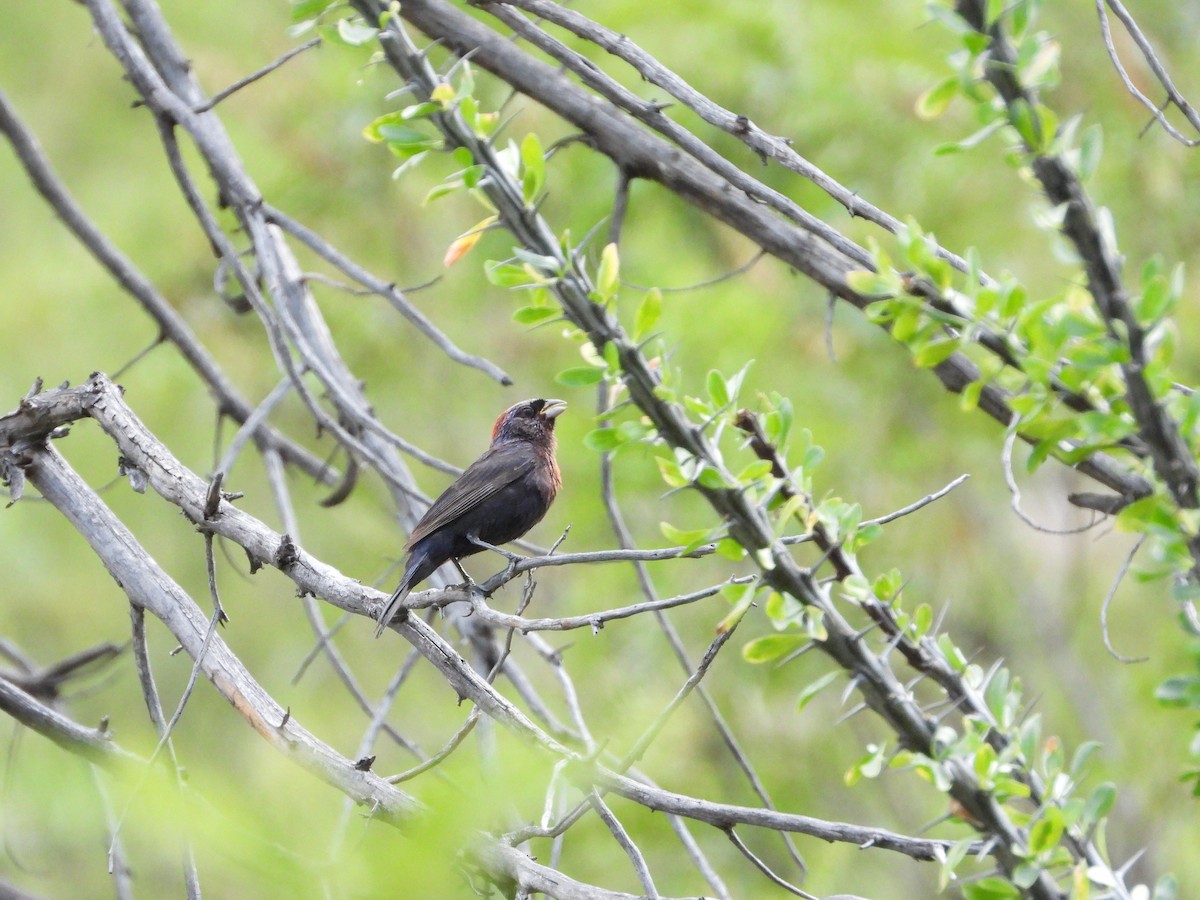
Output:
[405,443,536,549]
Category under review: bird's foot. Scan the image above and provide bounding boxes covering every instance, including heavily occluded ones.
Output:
[451,556,476,588]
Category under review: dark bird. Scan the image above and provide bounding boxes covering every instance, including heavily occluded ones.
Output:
[374,398,566,636]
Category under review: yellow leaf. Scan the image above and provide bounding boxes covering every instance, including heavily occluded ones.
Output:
[443,231,481,267]
[443,216,496,267]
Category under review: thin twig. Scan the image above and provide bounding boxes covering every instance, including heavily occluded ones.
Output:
[1094,0,1200,145]
[725,828,817,900]
[407,576,750,632]
[1002,428,1102,535]
[618,624,741,772]
[588,792,660,898]
[388,709,482,784]
[193,38,322,113]
[1100,537,1149,664]
[0,89,333,484]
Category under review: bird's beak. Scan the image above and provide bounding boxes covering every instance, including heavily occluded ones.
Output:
[540,399,567,419]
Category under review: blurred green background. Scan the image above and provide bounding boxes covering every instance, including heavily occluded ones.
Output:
[2,1,1200,897]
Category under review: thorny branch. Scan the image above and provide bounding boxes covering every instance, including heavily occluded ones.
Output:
[953,0,1200,575]
[349,3,1148,895]
[1,375,977,892]
[4,0,1192,896]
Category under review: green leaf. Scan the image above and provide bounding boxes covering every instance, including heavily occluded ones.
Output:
[1013,865,1042,890]
[707,369,730,408]
[1029,808,1064,854]
[520,132,545,206]
[1081,782,1116,827]
[555,366,605,387]
[512,306,558,325]
[291,0,333,21]
[960,384,979,415]
[973,742,997,780]
[617,419,653,442]
[697,467,729,490]
[984,666,1010,720]
[384,130,441,158]
[845,744,887,785]
[660,521,710,546]
[1153,874,1179,900]
[840,574,871,602]
[763,396,793,447]
[1078,124,1103,181]
[512,247,562,275]
[583,428,625,452]
[1069,741,1102,779]
[1135,275,1177,325]
[1022,38,1061,88]
[846,269,899,297]
[913,337,959,368]
[335,17,378,45]
[742,634,808,664]
[716,582,756,634]
[390,151,430,180]
[938,837,974,891]
[400,101,441,121]
[595,242,620,301]
[736,460,774,483]
[633,287,663,341]
[916,76,959,120]
[796,671,838,708]
[423,181,462,205]
[912,603,933,639]
[938,633,969,672]
[934,120,1005,155]
[962,878,1022,899]
[1155,675,1200,708]
[484,261,537,288]
[715,537,746,561]
[848,521,882,551]
[656,455,689,488]
[1008,99,1042,150]
[362,113,415,144]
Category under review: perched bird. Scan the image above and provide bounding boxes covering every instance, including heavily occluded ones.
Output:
[374,398,566,636]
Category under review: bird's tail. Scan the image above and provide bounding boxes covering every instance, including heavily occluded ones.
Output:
[374,575,413,638]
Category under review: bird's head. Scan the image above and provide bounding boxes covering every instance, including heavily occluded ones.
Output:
[491,398,567,446]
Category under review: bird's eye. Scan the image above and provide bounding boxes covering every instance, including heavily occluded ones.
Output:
[518,405,536,418]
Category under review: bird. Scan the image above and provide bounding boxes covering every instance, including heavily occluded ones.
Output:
[374,398,566,636]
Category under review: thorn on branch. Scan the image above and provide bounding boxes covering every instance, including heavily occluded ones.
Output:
[118,456,148,494]
[204,472,224,519]
[278,707,290,728]
[354,755,376,772]
[274,534,299,569]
